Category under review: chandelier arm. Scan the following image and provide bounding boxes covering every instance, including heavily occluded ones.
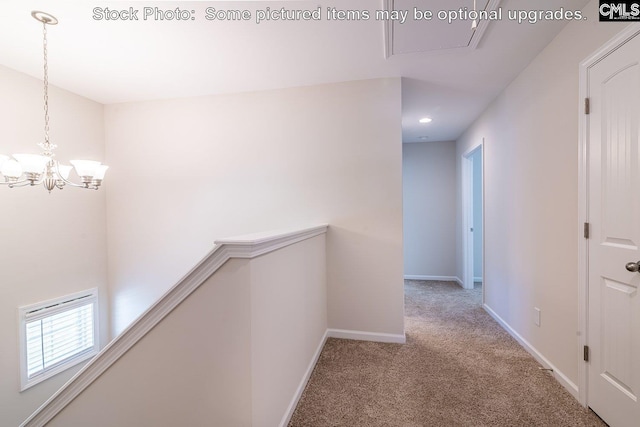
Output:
[0,172,47,186]
[53,162,90,188]
[1,180,36,188]
[59,179,86,188]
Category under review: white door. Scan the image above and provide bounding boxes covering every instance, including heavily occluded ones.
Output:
[588,31,640,427]
[462,145,482,291]
[463,150,475,290]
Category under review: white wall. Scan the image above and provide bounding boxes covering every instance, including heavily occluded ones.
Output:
[48,258,254,427]
[46,233,327,427]
[250,235,327,426]
[403,141,457,279]
[0,65,108,426]
[104,78,404,338]
[456,0,628,388]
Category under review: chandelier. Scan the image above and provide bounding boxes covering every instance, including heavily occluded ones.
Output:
[0,11,107,192]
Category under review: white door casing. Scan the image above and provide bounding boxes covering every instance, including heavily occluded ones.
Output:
[581,24,640,427]
[462,143,483,291]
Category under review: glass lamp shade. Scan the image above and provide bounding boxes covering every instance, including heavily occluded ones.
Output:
[93,165,109,180]
[0,154,9,170]
[13,154,50,174]
[56,164,73,180]
[2,159,23,178]
[70,160,101,177]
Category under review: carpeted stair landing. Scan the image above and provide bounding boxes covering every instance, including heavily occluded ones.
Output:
[289,280,606,426]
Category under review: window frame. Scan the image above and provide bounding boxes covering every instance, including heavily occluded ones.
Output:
[18,288,100,391]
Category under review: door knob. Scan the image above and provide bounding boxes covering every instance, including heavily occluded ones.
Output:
[625,261,640,272]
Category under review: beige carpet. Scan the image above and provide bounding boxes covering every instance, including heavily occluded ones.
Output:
[289,280,606,426]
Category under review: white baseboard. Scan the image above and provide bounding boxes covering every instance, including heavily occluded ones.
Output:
[483,304,579,400]
[328,328,406,344]
[474,276,483,282]
[279,329,329,427]
[404,275,463,286]
[279,327,406,425]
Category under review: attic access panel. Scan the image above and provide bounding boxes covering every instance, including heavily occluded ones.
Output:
[385,0,499,56]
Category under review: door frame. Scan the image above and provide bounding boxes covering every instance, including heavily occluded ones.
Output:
[578,23,640,408]
[462,141,483,291]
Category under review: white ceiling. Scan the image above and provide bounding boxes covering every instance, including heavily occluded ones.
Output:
[390,0,491,54]
[0,0,590,143]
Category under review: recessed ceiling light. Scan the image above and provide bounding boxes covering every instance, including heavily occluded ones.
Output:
[418,136,429,140]
[419,117,432,124]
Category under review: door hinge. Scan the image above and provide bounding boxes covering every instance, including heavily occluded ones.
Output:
[584,222,590,239]
[584,345,589,362]
[585,97,590,115]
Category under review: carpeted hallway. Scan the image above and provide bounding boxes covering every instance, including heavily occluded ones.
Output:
[289,280,606,426]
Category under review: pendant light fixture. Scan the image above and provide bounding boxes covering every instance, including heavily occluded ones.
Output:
[0,11,107,192]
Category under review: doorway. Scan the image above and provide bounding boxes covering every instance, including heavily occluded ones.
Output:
[462,143,483,291]
[579,25,640,427]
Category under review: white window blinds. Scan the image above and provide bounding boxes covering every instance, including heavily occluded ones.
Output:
[19,289,99,390]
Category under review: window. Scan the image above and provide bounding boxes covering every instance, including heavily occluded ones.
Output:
[19,289,99,391]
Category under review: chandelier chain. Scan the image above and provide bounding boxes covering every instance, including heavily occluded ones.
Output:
[1,11,107,191]
[42,20,51,154]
